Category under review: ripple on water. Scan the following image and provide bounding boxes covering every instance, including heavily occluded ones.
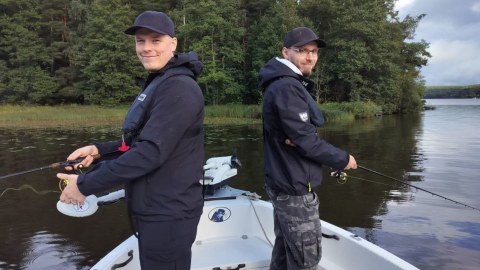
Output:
[0,261,18,270]
[20,231,89,270]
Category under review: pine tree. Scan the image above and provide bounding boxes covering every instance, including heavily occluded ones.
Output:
[73,0,143,105]
[172,0,246,104]
[0,0,58,104]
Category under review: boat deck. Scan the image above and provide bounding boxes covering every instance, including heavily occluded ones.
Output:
[192,235,271,269]
[91,187,418,270]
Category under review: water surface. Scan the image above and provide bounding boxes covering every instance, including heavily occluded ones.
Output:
[0,99,479,269]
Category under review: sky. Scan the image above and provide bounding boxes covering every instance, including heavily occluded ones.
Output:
[395,0,480,86]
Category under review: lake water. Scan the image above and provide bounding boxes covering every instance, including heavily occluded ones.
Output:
[0,99,479,269]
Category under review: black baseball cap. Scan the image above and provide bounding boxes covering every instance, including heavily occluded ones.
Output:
[283,27,326,48]
[125,11,175,37]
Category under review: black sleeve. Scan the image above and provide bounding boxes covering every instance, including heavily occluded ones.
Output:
[274,83,349,170]
[77,76,202,195]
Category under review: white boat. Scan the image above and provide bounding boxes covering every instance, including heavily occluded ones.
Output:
[58,156,419,270]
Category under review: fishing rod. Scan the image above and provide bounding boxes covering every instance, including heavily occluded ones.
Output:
[0,154,100,181]
[358,165,480,212]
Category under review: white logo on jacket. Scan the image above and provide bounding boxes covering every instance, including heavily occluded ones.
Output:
[138,94,147,101]
[299,111,309,122]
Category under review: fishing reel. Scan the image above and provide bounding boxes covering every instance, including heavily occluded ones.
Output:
[56,163,103,217]
[57,195,99,217]
[57,190,125,217]
[330,171,348,184]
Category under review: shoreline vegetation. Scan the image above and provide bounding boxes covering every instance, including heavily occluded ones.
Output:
[0,102,381,129]
[1,2,428,113]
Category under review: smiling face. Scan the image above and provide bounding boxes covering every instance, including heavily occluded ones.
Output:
[135,28,177,72]
[282,41,319,76]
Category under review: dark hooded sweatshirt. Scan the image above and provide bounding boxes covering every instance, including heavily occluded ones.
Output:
[259,57,349,195]
[77,52,204,221]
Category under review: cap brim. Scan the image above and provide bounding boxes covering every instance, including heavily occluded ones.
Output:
[124,25,170,36]
[124,26,138,35]
[316,39,327,48]
[293,38,327,48]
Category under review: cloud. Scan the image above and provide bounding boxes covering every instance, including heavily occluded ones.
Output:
[395,0,416,10]
[424,39,480,85]
[396,0,480,85]
[471,1,480,13]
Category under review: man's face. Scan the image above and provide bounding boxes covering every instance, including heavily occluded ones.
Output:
[282,42,319,76]
[135,28,177,72]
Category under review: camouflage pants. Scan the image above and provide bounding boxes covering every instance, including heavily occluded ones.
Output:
[266,186,322,270]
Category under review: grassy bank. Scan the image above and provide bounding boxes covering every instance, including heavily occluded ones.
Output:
[0,104,127,128]
[0,102,381,128]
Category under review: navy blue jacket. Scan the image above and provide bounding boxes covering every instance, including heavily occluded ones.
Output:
[77,52,204,221]
[259,57,349,195]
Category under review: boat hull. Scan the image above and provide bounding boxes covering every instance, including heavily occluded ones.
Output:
[91,188,418,270]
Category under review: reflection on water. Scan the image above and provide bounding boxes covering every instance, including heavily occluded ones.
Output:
[0,100,479,269]
[361,99,480,270]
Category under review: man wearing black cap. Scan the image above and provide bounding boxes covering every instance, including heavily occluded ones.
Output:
[259,27,357,269]
[57,10,205,270]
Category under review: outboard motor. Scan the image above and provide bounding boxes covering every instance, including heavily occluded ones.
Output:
[201,155,241,195]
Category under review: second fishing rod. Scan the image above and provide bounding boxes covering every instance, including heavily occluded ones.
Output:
[353,165,480,212]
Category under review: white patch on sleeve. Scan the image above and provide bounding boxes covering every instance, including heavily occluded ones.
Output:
[299,111,309,122]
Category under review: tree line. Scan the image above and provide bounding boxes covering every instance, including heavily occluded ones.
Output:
[424,85,480,99]
[0,0,430,113]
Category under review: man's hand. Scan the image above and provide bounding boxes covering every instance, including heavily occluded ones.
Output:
[65,145,99,170]
[344,154,358,170]
[284,138,296,147]
[57,173,86,204]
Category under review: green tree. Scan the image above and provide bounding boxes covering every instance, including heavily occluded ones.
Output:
[38,0,84,103]
[0,0,429,111]
[73,0,143,105]
[0,0,58,104]
[244,0,308,104]
[299,0,430,113]
[397,15,430,111]
[242,0,273,25]
[129,0,177,13]
[173,0,246,104]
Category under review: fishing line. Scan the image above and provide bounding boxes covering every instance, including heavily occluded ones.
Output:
[344,175,398,188]
[331,171,400,188]
[0,184,59,200]
[358,165,480,212]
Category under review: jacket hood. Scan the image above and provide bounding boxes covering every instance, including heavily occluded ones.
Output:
[259,57,300,88]
[259,57,324,127]
[167,51,203,78]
